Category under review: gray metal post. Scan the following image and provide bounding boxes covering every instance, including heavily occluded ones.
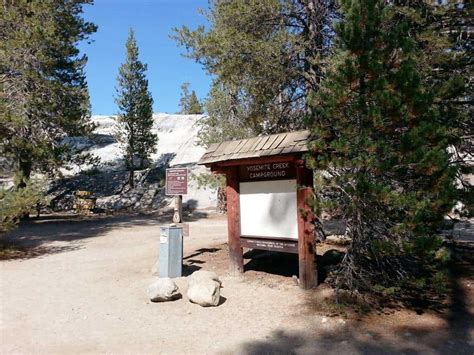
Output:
[159,226,183,278]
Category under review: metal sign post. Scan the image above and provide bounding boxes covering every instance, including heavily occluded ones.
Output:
[165,168,188,224]
[173,195,183,223]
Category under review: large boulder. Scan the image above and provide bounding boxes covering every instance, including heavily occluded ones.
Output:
[187,279,221,307]
[187,270,222,307]
[148,278,181,302]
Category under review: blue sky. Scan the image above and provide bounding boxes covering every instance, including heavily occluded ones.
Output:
[78,0,211,115]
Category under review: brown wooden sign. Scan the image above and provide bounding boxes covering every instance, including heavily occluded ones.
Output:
[199,130,317,289]
[240,236,298,254]
[239,161,296,182]
[165,168,188,195]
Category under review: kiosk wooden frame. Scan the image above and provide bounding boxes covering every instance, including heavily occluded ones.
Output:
[199,130,317,289]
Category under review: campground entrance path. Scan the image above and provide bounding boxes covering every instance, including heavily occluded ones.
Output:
[1,213,473,354]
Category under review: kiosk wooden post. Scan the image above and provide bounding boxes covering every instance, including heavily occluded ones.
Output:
[199,130,317,289]
[296,161,317,289]
[226,167,244,274]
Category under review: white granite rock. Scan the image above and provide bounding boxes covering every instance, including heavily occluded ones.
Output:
[148,278,180,302]
[187,279,221,307]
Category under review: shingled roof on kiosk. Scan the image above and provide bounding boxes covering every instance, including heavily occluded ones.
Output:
[198,130,310,166]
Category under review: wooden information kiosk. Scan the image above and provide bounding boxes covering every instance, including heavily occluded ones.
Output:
[199,130,317,289]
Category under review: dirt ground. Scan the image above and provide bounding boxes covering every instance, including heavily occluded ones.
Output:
[1,212,473,354]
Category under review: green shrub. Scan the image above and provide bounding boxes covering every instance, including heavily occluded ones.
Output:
[0,182,44,234]
[432,271,449,294]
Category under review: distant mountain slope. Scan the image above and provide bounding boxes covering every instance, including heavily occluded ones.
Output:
[51,113,216,212]
[90,113,206,167]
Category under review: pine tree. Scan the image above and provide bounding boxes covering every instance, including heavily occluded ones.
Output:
[307,0,459,295]
[197,82,253,146]
[0,0,97,188]
[188,90,203,114]
[173,0,337,142]
[1,182,44,234]
[114,29,157,188]
[178,83,203,114]
[178,82,191,114]
[410,1,473,217]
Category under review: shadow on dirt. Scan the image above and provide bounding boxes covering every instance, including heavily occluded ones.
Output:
[182,247,222,276]
[182,264,202,276]
[238,245,473,354]
[0,211,208,261]
[240,310,473,354]
[244,250,299,277]
[184,247,221,261]
[242,248,337,283]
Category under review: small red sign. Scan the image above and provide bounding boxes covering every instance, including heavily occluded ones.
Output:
[166,168,188,195]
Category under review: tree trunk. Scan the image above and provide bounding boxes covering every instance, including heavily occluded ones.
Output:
[128,128,135,188]
[301,0,331,116]
[16,153,32,220]
[128,167,135,188]
[16,153,32,189]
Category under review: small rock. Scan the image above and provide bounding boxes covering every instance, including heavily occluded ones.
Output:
[189,270,221,285]
[338,319,346,325]
[321,317,328,323]
[148,278,180,302]
[187,279,221,307]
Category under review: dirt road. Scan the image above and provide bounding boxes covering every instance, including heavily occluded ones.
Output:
[1,213,473,354]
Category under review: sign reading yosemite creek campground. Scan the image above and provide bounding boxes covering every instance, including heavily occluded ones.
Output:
[165,168,188,195]
[239,161,295,182]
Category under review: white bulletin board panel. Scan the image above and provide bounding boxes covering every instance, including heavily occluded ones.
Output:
[239,179,298,239]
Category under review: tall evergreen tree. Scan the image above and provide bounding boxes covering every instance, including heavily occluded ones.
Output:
[308,0,459,294]
[173,0,336,145]
[188,90,203,114]
[115,29,157,188]
[0,0,97,188]
[178,82,191,114]
[196,82,253,146]
[178,83,204,114]
[410,1,473,217]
